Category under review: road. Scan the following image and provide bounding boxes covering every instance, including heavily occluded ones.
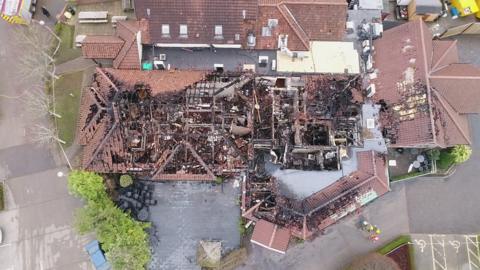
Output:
[0,22,91,270]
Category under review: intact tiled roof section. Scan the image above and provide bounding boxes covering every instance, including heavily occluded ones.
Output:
[430,77,480,114]
[112,21,140,69]
[285,3,346,41]
[431,63,480,78]
[251,219,291,254]
[81,36,124,59]
[255,6,308,50]
[431,40,459,71]
[430,64,480,114]
[134,0,258,45]
[431,91,471,146]
[256,0,346,50]
[102,68,206,95]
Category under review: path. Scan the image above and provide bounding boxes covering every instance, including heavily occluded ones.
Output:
[0,22,92,270]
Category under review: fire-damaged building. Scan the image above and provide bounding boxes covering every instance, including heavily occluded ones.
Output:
[77,66,390,254]
[372,20,480,148]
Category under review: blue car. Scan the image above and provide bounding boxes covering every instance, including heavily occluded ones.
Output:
[85,240,112,270]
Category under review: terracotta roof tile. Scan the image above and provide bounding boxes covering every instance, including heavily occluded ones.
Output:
[431,91,471,146]
[373,20,480,147]
[102,68,206,95]
[431,40,458,71]
[430,76,480,114]
[82,36,124,59]
[251,219,291,254]
[255,1,346,50]
[431,63,480,78]
[134,0,258,45]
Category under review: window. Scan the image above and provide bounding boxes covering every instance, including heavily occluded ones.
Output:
[234,33,240,41]
[179,24,188,37]
[161,24,170,37]
[262,27,271,37]
[214,25,223,39]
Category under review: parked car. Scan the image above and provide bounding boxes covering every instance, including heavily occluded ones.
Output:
[85,240,111,270]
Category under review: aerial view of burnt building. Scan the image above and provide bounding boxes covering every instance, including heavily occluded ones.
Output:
[77,66,390,254]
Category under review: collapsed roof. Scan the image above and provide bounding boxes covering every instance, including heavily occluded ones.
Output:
[373,20,480,148]
[243,150,389,240]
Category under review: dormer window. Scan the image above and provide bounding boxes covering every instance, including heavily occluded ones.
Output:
[179,24,188,38]
[214,25,223,39]
[161,24,170,38]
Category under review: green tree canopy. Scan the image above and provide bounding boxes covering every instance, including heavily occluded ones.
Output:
[68,170,151,270]
[68,170,108,202]
[450,145,472,164]
[119,174,133,188]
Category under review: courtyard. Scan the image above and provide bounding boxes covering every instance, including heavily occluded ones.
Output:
[148,181,241,270]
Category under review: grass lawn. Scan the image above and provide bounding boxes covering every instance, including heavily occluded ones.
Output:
[54,71,83,147]
[390,171,427,182]
[378,235,411,255]
[54,23,81,65]
[437,150,454,170]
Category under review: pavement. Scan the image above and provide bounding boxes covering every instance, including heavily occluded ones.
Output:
[0,21,92,270]
[149,182,241,270]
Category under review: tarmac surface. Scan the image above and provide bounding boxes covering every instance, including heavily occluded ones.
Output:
[0,22,92,270]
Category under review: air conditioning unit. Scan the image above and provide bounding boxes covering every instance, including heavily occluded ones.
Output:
[159,54,166,61]
[153,60,165,70]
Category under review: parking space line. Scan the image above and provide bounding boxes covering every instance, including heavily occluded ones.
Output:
[465,235,480,270]
[430,235,448,270]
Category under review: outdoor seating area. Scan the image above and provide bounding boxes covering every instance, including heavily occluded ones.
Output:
[388,148,432,180]
[71,0,136,37]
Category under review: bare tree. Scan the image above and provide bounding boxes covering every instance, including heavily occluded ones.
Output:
[30,124,66,145]
[13,24,58,82]
[346,253,401,270]
[23,85,61,119]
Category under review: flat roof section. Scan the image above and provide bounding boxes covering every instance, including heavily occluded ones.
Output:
[276,41,360,74]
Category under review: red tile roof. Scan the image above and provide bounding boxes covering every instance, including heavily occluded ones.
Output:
[251,219,291,254]
[81,20,150,69]
[81,36,124,59]
[431,40,458,71]
[255,1,346,50]
[134,0,258,45]
[373,20,478,147]
[102,68,206,95]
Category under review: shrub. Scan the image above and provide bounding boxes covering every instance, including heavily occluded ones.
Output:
[426,149,440,161]
[450,145,472,164]
[119,174,133,188]
[215,176,223,185]
[68,171,151,270]
[238,218,246,236]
